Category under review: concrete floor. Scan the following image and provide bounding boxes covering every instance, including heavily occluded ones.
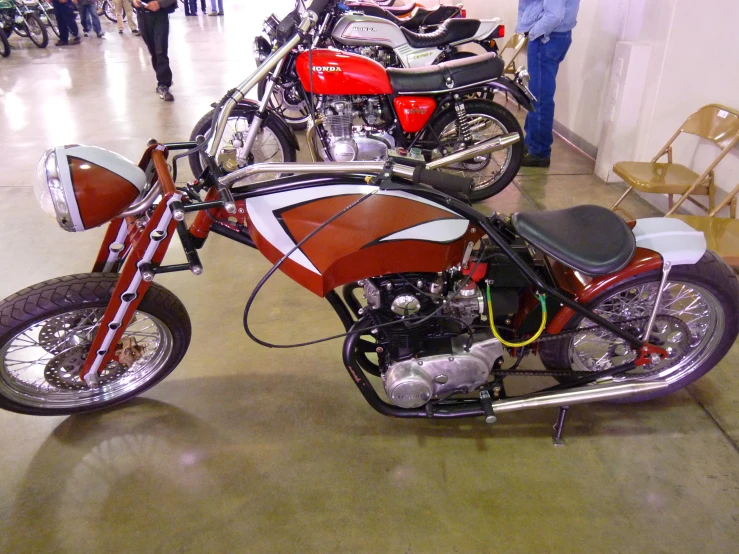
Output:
[1,4,738,553]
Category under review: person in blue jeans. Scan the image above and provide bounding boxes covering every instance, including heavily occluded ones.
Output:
[75,0,104,38]
[51,0,80,46]
[516,0,581,167]
[208,0,223,15]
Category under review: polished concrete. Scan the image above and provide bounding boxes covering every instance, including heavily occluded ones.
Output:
[1,4,738,553]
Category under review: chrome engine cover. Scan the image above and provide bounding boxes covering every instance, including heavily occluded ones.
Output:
[384,337,503,409]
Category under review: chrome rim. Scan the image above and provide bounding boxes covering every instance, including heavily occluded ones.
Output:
[202,114,286,183]
[569,280,724,383]
[436,113,512,191]
[0,309,173,409]
[26,17,43,44]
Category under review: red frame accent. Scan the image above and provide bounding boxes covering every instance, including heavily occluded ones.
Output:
[545,248,664,334]
[295,50,393,95]
[80,147,179,382]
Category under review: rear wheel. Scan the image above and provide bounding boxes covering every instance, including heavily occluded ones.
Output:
[24,13,48,48]
[539,251,739,402]
[427,99,523,201]
[0,273,191,415]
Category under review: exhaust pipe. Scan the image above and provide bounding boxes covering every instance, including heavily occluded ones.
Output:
[426,132,520,170]
[491,380,670,415]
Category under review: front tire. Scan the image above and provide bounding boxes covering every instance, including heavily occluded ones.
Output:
[188,104,296,181]
[257,78,312,131]
[44,8,60,38]
[0,274,191,415]
[427,99,523,201]
[539,251,739,402]
[24,13,48,48]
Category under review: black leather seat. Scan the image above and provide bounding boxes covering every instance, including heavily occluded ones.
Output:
[401,18,480,48]
[387,52,503,94]
[511,205,636,276]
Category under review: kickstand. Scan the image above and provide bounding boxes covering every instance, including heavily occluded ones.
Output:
[552,406,569,447]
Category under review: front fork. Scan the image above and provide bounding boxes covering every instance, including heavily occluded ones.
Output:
[78,145,186,386]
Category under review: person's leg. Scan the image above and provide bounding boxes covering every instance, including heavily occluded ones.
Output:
[123,0,138,31]
[52,0,69,43]
[89,5,102,35]
[209,0,215,12]
[201,0,207,13]
[523,33,572,160]
[113,0,124,31]
[79,5,89,33]
[152,14,172,88]
[217,0,223,13]
[137,12,157,79]
[64,2,79,39]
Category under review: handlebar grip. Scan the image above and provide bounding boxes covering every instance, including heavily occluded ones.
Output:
[412,167,473,200]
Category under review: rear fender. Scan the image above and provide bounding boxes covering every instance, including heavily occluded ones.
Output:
[486,77,535,112]
[237,99,300,151]
[545,217,707,333]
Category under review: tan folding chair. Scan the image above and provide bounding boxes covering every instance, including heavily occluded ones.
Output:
[611,104,739,220]
[499,32,528,76]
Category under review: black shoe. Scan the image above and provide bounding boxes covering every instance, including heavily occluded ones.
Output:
[521,153,551,168]
[157,86,174,102]
[97,32,105,38]
[55,39,68,46]
[132,29,140,36]
[69,36,81,45]
[118,29,123,34]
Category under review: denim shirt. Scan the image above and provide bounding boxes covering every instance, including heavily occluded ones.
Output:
[516,0,581,42]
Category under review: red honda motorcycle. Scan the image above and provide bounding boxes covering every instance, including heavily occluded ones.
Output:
[192,1,532,200]
[1,5,737,444]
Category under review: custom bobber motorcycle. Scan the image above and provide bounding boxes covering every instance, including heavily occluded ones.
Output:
[194,0,530,201]
[1,6,737,444]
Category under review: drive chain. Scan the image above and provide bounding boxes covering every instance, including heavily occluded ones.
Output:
[490,315,670,379]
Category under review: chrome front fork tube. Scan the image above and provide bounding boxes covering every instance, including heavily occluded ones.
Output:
[643,261,672,342]
[236,58,285,166]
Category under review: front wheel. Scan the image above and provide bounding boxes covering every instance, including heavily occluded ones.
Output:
[0,273,191,415]
[43,7,60,38]
[188,104,297,182]
[539,251,739,402]
[24,13,48,48]
[103,0,116,22]
[427,99,523,201]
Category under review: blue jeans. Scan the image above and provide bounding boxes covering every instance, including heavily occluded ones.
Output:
[210,0,223,12]
[79,4,102,34]
[51,0,79,43]
[524,31,572,158]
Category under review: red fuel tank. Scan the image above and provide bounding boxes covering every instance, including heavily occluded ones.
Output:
[296,50,393,95]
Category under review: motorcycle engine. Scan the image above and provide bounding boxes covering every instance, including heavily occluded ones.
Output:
[359,276,504,409]
[320,96,395,162]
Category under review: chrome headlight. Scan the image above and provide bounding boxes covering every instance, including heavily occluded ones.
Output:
[35,145,147,232]
[253,36,271,66]
[35,147,75,231]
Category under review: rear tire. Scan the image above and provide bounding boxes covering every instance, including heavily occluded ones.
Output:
[0,273,191,415]
[427,99,523,201]
[539,251,739,402]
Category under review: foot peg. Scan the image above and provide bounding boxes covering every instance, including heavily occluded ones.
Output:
[552,406,569,447]
[480,390,497,424]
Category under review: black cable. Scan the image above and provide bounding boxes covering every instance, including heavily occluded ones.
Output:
[243,192,485,349]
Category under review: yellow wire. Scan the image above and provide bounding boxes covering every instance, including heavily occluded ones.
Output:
[486,283,547,348]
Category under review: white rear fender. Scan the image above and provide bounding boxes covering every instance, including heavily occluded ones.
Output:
[632,217,707,266]
[470,18,503,43]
